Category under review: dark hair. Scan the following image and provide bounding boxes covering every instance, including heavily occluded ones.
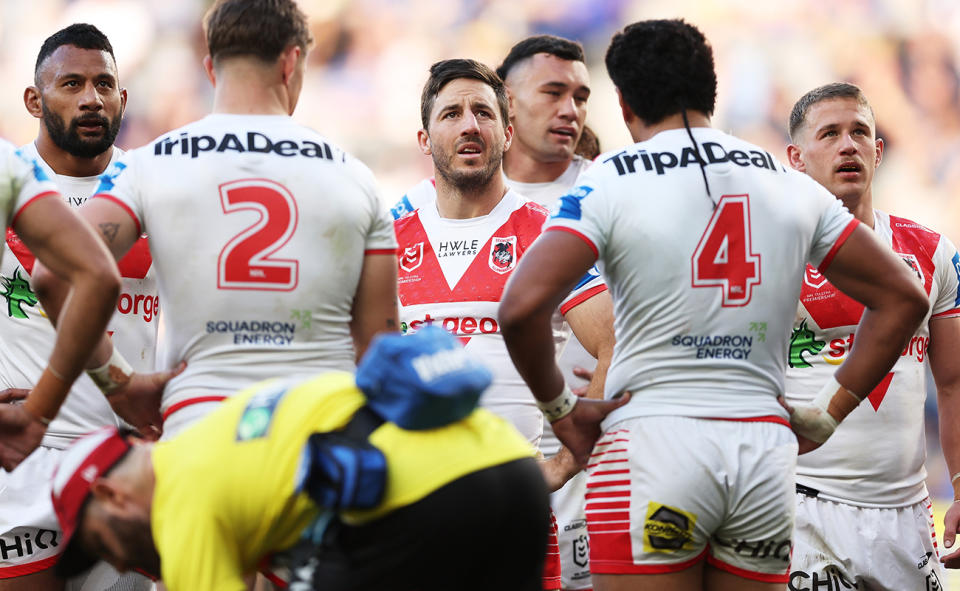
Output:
[420,59,510,130]
[605,19,717,125]
[35,24,115,85]
[789,82,875,141]
[496,35,585,80]
[204,0,312,66]
[575,124,601,160]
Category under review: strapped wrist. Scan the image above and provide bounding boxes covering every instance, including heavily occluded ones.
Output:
[537,384,578,422]
[86,346,133,396]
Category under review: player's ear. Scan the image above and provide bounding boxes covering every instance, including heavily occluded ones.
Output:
[874,137,884,169]
[23,86,42,119]
[417,129,431,156]
[786,144,805,172]
[616,88,635,125]
[503,122,513,152]
[119,87,128,116]
[202,55,216,87]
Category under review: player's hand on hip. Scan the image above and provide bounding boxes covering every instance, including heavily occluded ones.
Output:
[778,396,832,454]
[107,361,187,440]
[539,446,581,493]
[942,500,960,568]
[0,388,29,405]
[552,392,631,467]
[0,404,47,471]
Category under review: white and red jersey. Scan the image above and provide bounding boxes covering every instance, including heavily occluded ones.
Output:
[94,114,396,421]
[0,143,158,448]
[0,139,56,228]
[544,128,857,430]
[785,210,960,507]
[394,190,605,444]
[391,158,597,455]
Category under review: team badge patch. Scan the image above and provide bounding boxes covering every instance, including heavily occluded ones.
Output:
[488,236,517,274]
[803,265,828,289]
[898,253,925,286]
[399,242,424,273]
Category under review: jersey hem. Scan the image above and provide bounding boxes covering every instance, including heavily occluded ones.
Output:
[162,396,228,422]
[93,193,143,236]
[545,226,598,259]
[560,285,608,315]
[817,218,860,273]
[792,483,930,509]
[0,554,60,579]
[706,415,791,429]
[10,190,59,229]
[704,555,788,583]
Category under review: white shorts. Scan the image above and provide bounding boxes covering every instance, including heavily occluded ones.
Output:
[791,493,946,591]
[0,446,62,577]
[586,416,796,583]
[552,470,592,590]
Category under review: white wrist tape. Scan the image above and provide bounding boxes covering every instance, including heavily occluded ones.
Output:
[537,384,578,422]
[788,376,845,443]
[86,346,133,396]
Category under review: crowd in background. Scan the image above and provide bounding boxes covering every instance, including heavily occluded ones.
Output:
[2,0,960,495]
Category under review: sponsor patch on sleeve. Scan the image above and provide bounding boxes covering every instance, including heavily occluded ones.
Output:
[94,161,127,194]
[390,195,415,220]
[551,185,594,221]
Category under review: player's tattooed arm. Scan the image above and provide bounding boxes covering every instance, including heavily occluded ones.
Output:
[99,222,120,243]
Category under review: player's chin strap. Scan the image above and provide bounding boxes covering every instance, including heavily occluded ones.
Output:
[681,107,713,206]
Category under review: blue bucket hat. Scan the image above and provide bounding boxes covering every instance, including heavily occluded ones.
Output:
[355,326,492,430]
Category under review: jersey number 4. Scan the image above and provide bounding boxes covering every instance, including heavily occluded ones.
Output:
[691,194,761,306]
[217,179,299,291]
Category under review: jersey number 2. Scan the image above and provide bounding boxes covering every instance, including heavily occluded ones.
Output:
[691,194,761,306]
[217,179,299,291]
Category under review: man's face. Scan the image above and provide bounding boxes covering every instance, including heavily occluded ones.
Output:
[421,78,512,190]
[35,45,125,158]
[505,53,590,163]
[788,97,882,204]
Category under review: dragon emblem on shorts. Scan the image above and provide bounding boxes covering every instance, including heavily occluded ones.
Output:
[488,236,517,274]
[788,319,825,369]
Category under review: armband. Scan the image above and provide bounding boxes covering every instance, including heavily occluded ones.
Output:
[537,384,578,423]
[86,346,133,396]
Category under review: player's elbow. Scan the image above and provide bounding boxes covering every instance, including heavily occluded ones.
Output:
[498,289,532,342]
[901,281,930,331]
[77,255,122,305]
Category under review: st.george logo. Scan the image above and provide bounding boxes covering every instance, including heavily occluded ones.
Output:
[400,242,424,273]
[489,236,517,274]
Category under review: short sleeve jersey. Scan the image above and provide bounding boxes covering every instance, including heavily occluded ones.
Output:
[0,139,57,232]
[394,190,605,444]
[785,210,960,507]
[0,143,159,448]
[544,128,857,428]
[94,114,397,417]
[151,372,533,591]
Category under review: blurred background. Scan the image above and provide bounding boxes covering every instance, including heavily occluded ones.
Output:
[2,0,960,572]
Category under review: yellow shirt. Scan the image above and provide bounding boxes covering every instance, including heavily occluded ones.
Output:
[150,371,534,591]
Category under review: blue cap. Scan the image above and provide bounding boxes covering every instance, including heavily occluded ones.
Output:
[355,326,492,430]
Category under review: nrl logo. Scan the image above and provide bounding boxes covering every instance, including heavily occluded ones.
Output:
[399,242,424,273]
[803,265,828,289]
[489,236,517,274]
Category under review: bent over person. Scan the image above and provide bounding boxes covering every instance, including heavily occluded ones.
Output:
[499,19,929,591]
[49,328,550,591]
